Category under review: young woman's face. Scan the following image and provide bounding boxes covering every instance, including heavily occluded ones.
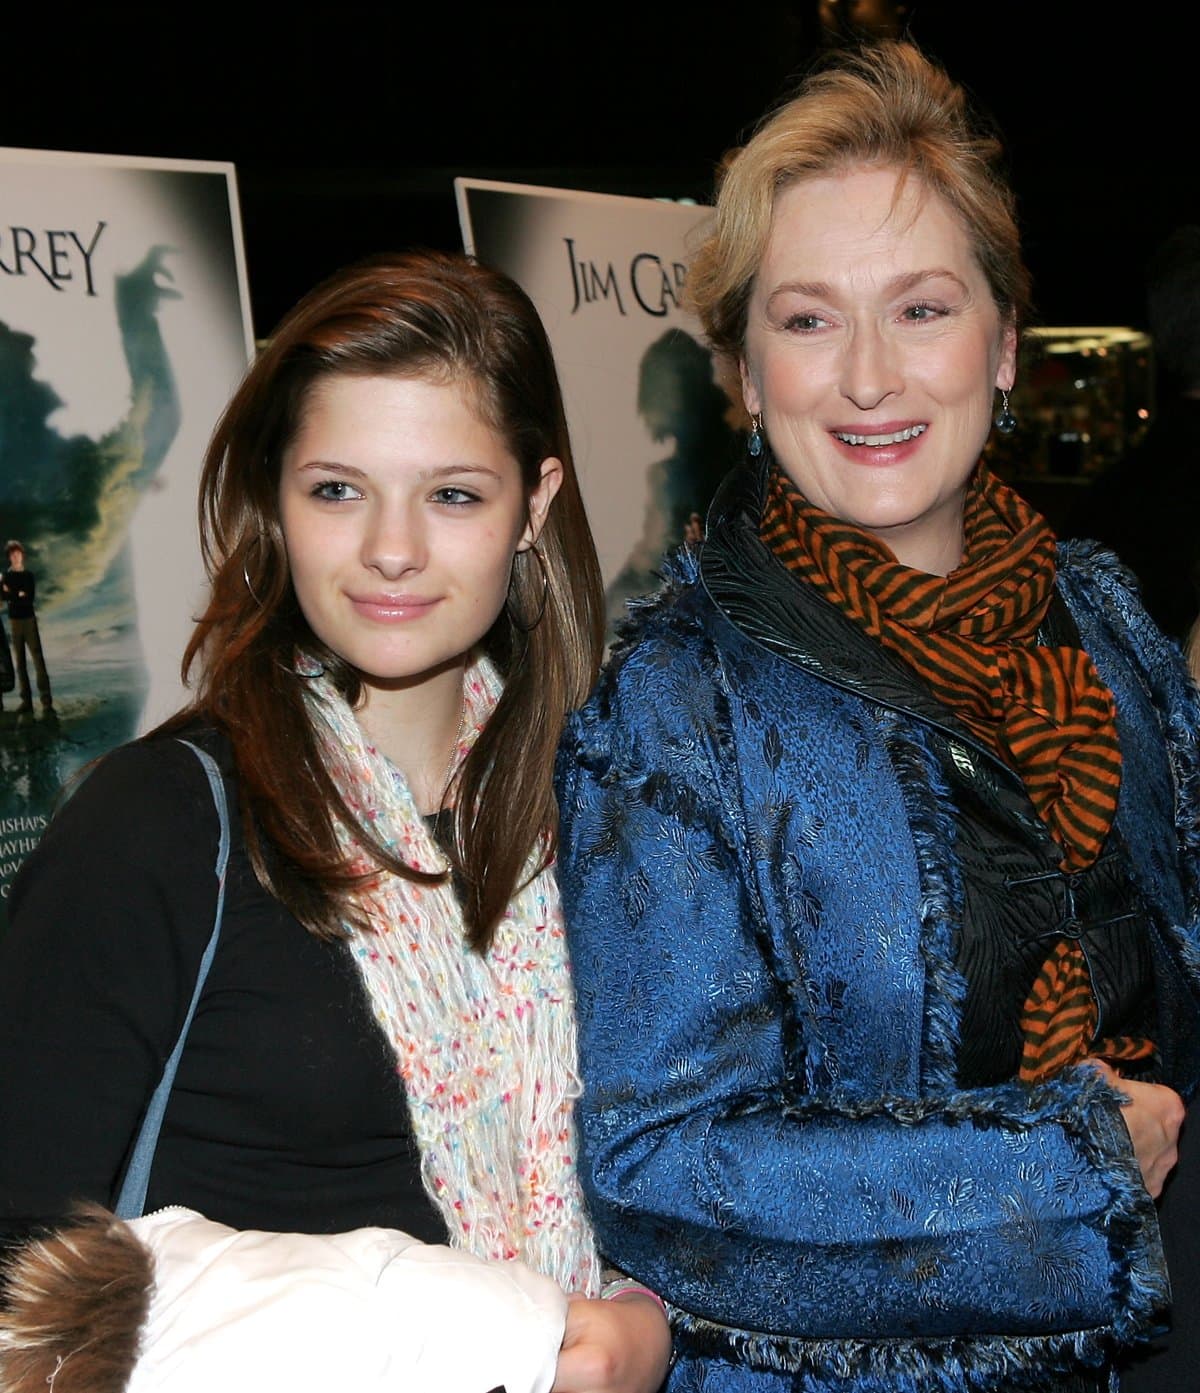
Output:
[278,373,561,691]
[740,165,1017,575]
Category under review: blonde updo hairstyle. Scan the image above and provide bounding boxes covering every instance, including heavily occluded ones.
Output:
[687,41,1032,360]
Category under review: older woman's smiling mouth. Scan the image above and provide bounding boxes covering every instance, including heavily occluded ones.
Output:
[832,424,928,447]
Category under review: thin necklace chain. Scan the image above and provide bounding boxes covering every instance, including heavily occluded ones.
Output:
[434,688,468,814]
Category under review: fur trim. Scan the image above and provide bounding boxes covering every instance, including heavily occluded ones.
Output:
[1058,542,1200,1082]
[1058,540,1200,927]
[0,1204,149,1393]
[876,710,967,1093]
[667,1305,1110,1390]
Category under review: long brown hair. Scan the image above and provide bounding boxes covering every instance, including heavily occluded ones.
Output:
[165,251,605,952]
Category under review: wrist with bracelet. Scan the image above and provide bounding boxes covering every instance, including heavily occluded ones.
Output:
[599,1275,667,1315]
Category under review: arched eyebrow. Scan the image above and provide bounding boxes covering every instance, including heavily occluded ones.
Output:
[887,268,970,296]
[291,460,505,482]
[292,459,368,478]
[765,267,971,308]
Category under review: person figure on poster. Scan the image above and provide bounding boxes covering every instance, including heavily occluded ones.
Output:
[0,252,670,1393]
[555,42,1200,1393]
[1067,225,1200,646]
[605,327,742,626]
[0,609,13,714]
[3,541,53,716]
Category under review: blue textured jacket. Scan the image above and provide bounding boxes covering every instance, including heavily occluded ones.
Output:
[555,465,1200,1392]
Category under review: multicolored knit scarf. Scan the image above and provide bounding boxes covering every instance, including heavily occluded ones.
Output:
[759,460,1123,872]
[301,656,601,1296]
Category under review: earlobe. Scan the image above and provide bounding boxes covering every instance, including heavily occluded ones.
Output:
[739,358,762,418]
[995,323,1018,393]
[520,456,564,550]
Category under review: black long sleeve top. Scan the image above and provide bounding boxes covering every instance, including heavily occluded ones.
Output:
[0,729,446,1250]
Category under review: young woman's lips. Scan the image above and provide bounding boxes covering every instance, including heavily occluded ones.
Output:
[829,421,929,464]
[349,593,441,622]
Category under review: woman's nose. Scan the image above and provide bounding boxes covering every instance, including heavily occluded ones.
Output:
[839,324,902,410]
[362,501,425,579]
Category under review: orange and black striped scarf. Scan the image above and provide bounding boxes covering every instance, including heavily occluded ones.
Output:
[760,459,1122,873]
[760,460,1142,1082]
[1019,939,1153,1081]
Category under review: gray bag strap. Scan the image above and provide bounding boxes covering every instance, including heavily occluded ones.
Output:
[114,738,231,1220]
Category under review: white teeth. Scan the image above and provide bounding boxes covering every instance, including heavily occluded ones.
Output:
[834,424,928,446]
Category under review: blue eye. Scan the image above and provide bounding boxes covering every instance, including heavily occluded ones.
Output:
[432,486,481,506]
[902,302,947,322]
[784,313,828,333]
[310,480,362,502]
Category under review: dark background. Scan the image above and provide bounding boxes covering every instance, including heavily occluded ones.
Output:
[4,1,1194,340]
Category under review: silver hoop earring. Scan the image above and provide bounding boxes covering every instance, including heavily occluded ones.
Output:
[748,412,764,458]
[241,534,269,607]
[994,390,1017,435]
[509,541,549,634]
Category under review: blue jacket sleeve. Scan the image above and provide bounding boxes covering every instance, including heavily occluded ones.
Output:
[555,629,1166,1358]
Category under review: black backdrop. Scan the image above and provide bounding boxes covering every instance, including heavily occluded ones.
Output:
[5,1,1196,339]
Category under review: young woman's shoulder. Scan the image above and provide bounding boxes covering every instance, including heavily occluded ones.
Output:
[9,724,233,923]
[0,728,243,1246]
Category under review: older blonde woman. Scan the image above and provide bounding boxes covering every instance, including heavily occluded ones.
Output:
[556,42,1200,1393]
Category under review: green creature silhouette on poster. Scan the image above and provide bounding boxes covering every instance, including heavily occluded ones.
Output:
[0,247,181,875]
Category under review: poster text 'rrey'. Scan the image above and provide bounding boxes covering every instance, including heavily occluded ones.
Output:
[0,222,108,295]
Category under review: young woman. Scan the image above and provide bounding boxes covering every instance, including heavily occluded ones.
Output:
[0,251,670,1392]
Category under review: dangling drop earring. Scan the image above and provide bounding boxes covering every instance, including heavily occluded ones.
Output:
[994,390,1017,435]
[748,412,764,457]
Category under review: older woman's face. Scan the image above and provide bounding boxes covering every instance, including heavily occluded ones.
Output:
[740,165,1016,575]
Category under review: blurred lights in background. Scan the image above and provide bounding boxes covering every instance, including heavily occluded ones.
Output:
[989,326,1153,483]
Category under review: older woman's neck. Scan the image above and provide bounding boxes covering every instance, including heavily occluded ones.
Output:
[874,511,966,577]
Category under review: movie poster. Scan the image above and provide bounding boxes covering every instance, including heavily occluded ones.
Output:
[455,179,745,630]
[0,148,254,920]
